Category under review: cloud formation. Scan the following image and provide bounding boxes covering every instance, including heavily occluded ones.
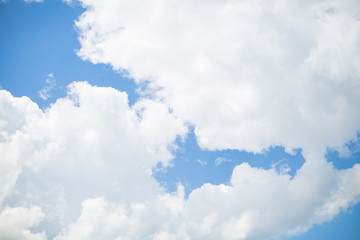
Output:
[54,161,360,240]
[76,0,360,157]
[1,0,360,239]
[38,73,56,100]
[1,82,360,239]
[0,206,45,240]
[0,83,187,238]
[24,0,43,3]
[215,157,232,166]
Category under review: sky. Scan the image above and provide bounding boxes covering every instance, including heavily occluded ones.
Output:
[0,0,360,239]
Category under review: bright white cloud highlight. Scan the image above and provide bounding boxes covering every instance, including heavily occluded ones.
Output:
[76,0,360,157]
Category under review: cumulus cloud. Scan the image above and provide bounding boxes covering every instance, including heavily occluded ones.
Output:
[1,82,360,240]
[0,90,42,204]
[0,83,187,237]
[2,0,360,239]
[67,0,360,238]
[54,161,360,240]
[0,206,45,240]
[75,0,360,157]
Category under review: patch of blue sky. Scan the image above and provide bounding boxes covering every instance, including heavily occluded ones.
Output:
[154,126,306,196]
[0,0,138,109]
[156,128,360,196]
[290,203,360,240]
[326,133,360,170]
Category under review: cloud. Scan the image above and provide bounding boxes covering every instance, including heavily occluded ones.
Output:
[2,0,360,239]
[0,206,45,240]
[67,0,360,238]
[75,0,360,158]
[54,193,185,240]
[1,82,360,240]
[271,158,292,175]
[24,0,44,3]
[38,73,56,100]
[62,0,75,5]
[0,90,41,204]
[215,157,232,166]
[54,161,360,240]
[0,83,187,237]
[197,159,207,167]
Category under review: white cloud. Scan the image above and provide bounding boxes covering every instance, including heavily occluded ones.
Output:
[0,90,42,204]
[271,159,291,175]
[38,73,56,100]
[197,159,207,167]
[215,157,232,166]
[67,0,360,238]
[24,0,43,3]
[75,0,360,158]
[0,83,187,237]
[0,206,45,240]
[54,193,185,240]
[2,0,360,238]
[54,161,360,240]
[1,82,360,239]
[62,0,75,5]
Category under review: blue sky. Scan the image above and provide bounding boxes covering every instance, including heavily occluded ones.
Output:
[1,1,360,240]
[0,0,138,107]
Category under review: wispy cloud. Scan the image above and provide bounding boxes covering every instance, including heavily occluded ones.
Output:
[215,157,232,166]
[38,73,56,100]
[271,159,291,175]
[197,159,207,167]
[24,0,44,3]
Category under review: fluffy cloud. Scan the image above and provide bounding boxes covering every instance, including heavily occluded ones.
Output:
[68,0,360,238]
[1,82,360,239]
[0,82,187,238]
[76,0,360,157]
[2,0,360,239]
[0,206,45,240]
[0,91,42,204]
[54,161,360,240]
